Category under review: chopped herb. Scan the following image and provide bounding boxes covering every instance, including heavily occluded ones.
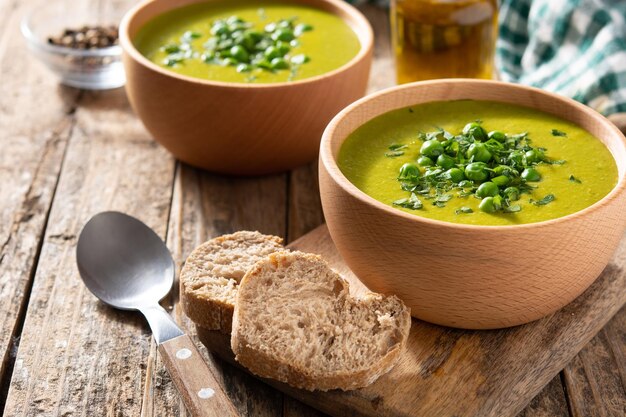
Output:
[182,31,202,42]
[544,159,567,165]
[551,129,567,137]
[388,143,408,151]
[408,108,414,113]
[393,193,423,210]
[530,194,555,206]
[503,204,522,213]
[455,207,473,214]
[569,175,582,184]
[161,44,180,54]
[432,193,452,208]
[385,150,405,158]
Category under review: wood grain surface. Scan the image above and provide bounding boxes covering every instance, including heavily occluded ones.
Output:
[158,334,238,417]
[197,224,626,417]
[0,1,623,416]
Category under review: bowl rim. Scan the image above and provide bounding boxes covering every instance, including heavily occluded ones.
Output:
[320,79,626,231]
[20,5,122,57]
[118,0,373,89]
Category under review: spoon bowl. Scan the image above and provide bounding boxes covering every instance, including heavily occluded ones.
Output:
[76,211,174,310]
[76,211,239,416]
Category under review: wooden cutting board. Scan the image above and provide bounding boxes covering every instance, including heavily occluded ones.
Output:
[196,224,626,417]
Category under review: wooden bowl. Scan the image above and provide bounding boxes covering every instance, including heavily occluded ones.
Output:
[119,0,372,175]
[319,79,626,329]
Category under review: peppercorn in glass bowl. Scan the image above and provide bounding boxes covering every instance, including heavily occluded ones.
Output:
[21,1,125,89]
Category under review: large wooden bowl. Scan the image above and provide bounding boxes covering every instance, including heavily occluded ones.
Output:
[319,79,626,329]
[120,0,372,175]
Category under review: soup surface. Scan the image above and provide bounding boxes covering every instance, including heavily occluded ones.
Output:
[338,100,618,226]
[134,0,361,83]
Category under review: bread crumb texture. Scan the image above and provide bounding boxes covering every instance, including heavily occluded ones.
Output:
[231,251,411,391]
[180,231,284,332]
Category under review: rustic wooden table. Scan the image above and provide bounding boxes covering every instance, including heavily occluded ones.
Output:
[1,1,624,416]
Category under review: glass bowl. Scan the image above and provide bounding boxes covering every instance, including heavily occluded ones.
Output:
[21,1,125,89]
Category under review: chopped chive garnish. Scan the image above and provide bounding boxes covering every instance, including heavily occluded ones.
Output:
[393,193,423,210]
[569,175,582,183]
[455,207,473,214]
[551,129,567,137]
[530,194,555,206]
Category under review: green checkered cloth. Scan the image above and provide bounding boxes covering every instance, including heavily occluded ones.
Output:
[497,0,626,116]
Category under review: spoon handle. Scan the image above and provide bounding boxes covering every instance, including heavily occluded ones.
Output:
[159,334,239,417]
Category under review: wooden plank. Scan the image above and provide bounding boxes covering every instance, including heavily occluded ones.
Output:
[563,306,626,417]
[0,0,82,394]
[2,87,177,416]
[517,376,570,417]
[144,163,288,416]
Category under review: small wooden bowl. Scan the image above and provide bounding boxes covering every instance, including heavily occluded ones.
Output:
[319,79,626,329]
[120,0,372,175]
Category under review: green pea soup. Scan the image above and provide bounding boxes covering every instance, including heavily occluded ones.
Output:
[338,100,618,226]
[133,0,361,83]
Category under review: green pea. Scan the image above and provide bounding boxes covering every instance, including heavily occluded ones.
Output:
[230,45,249,62]
[493,165,514,177]
[479,197,497,213]
[294,23,313,36]
[462,122,487,141]
[271,28,295,42]
[275,41,291,56]
[467,142,492,163]
[476,182,499,198]
[464,162,489,182]
[525,149,545,164]
[504,187,520,201]
[264,46,281,60]
[398,162,420,179]
[491,175,510,187]
[236,63,252,73]
[270,57,289,69]
[417,156,434,167]
[445,168,465,183]
[493,195,503,210]
[221,57,238,66]
[436,154,455,169]
[488,130,506,142]
[521,167,542,182]
[245,30,263,42]
[254,58,272,70]
[420,139,444,158]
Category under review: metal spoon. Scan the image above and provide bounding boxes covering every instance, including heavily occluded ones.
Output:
[76,211,238,417]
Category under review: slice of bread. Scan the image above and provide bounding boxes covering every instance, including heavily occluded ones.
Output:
[231,251,411,391]
[180,231,284,333]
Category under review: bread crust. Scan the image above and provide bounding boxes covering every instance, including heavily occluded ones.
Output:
[180,231,283,333]
[231,251,411,392]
